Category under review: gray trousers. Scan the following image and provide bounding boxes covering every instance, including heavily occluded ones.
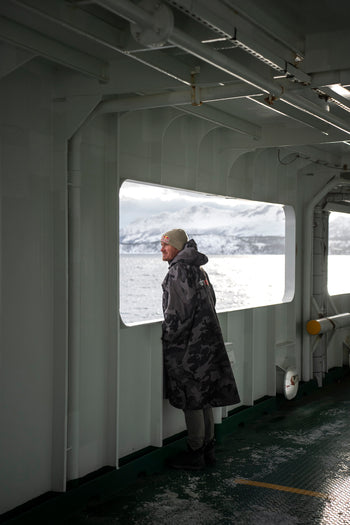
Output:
[183,407,215,450]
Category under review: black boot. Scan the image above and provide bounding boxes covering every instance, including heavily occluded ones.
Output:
[203,439,216,466]
[167,445,205,470]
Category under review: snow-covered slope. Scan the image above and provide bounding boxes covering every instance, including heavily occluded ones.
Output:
[120,204,285,254]
[329,213,350,254]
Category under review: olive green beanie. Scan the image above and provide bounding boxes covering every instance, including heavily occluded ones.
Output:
[160,229,189,251]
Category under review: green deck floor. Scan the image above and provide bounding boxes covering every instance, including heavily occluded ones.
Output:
[4,369,350,524]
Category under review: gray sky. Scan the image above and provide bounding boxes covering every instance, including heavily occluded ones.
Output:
[119,180,272,228]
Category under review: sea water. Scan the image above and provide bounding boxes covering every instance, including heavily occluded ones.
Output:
[120,254,285,325]
[120,254,350,325]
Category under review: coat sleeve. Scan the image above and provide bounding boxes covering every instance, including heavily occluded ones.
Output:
[162,264,197,345]
[200,268,216,307]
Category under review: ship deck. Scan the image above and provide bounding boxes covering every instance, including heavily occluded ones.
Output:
[3,368,350,525]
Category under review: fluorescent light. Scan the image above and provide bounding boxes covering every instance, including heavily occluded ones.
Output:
[330,84,350,98]
[201,37,229,44]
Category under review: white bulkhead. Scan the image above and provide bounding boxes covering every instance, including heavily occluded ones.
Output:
[1,0,350,515]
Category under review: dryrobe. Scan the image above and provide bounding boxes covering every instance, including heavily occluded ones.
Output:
[162,239,240,410]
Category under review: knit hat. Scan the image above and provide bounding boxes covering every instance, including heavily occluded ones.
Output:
[160,229,189,251]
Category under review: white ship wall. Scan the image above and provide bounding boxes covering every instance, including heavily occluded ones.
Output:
[1,62,349,515]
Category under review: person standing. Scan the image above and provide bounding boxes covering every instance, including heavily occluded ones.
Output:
[161,229,240,470]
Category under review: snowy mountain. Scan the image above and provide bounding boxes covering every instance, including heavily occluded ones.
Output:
[329,213,350,254]
[120,204,286,254]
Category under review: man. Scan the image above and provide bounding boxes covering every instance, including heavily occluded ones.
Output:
[161,228,240,470]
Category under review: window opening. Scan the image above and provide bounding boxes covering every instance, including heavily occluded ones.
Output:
[119,181,293,325]
[328,211,350,295]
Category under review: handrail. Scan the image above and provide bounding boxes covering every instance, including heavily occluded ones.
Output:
[306,313,350,335]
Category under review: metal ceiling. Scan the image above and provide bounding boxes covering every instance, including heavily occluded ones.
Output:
[2,0,350,155]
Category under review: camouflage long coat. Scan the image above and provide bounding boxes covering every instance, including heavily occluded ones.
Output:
[162,239,240,410]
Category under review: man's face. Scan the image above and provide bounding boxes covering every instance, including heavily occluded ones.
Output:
[161,242,179,262]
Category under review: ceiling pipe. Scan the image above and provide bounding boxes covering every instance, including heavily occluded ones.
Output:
[95,0,283,97]
[9,0,190,85]
[171,28,350,136]
[14,0,350,135]
[167,27,281,96]
[95,0,350,136]
[99,84,262,113]
[9,0,350,136]
[282,92,350,136]
[320,86,350,113]
[99,91,261,137]
[169,0,309,83]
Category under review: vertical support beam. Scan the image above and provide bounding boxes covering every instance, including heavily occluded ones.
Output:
[302,175,340,382]
[312,206,328,317]
[115,114,121,468]
[312,206,328,386]
[51,138,69,491]
[244,310,254,405]
[283,205,296,302]
[104,115,119,467]
[67,132,82,480]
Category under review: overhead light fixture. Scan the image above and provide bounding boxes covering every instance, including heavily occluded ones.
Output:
[330,84,350,98]
[273,73,289,79]
[201,37,229,44]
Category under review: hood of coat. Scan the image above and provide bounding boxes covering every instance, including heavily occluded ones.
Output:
[169,239,208,268]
